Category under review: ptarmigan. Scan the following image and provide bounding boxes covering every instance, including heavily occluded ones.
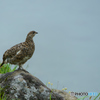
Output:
[0,31,38,69]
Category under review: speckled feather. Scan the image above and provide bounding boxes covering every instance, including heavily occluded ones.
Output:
[0,31,38,69]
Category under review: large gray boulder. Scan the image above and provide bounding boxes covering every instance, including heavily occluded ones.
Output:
[0,69,77,100]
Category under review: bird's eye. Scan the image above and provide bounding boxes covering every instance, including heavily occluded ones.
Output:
[33,32,35,34]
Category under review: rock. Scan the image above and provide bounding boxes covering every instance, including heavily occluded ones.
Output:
[0,69,77,100]
[53,89,78,100]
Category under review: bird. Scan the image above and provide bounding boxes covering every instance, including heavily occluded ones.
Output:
[0,31,38,69]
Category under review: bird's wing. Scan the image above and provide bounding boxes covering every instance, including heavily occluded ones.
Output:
[10,47,29,64]
[3,43,23,61]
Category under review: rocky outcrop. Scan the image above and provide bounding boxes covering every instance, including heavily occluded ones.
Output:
[0,69,77,100]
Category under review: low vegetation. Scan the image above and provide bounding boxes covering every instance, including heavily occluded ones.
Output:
[0,63,17,74]
[0,63,99,100]
[0,63,17,100]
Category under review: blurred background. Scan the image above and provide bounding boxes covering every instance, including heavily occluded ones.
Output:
[0,0,100,93]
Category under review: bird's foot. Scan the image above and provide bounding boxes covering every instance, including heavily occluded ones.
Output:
[18,66,24,70]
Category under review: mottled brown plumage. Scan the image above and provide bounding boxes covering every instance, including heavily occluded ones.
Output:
[0,31,38,69]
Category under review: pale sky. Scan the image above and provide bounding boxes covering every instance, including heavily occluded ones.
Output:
[0,0,100,93]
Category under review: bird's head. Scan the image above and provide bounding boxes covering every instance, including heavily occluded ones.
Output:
[27,31,38,38]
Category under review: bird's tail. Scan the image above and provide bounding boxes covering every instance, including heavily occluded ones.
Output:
[0,62,4,68]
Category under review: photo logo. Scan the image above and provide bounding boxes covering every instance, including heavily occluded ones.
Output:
[70,92,100,100]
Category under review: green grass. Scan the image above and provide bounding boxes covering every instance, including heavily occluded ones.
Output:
[0,63,17,74]
[94,93,100,100]
[0,63,17,100]
[0,85,11,100]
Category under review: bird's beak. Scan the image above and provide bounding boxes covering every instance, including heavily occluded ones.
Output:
[35,32,38,34]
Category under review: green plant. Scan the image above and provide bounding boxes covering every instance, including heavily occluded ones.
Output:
[0,63,17,100]
[77,96,89,100]
[94,93,100,100]
[0,64,17,74]
[0,86,10,100]
[49,90,53,100]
